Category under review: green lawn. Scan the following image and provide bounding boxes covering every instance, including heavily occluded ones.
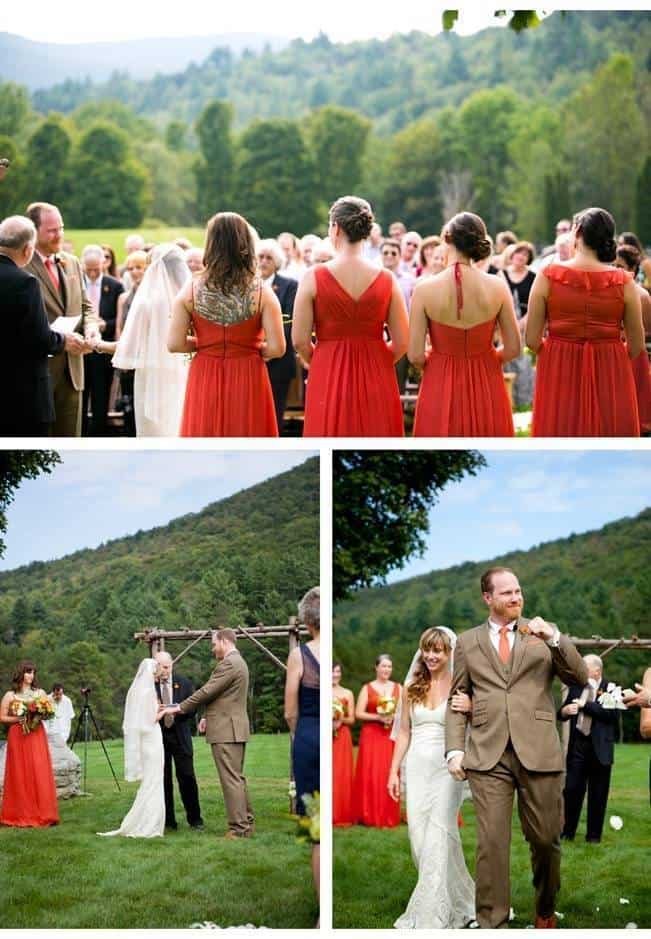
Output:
[0,734,317,929]
[65,227,206,262]
[334,743,650,929]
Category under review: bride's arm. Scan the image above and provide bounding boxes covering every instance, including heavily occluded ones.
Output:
[387,686,411,801]
[168,279,196,353]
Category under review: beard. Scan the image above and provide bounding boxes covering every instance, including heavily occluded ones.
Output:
[491,597,523,621]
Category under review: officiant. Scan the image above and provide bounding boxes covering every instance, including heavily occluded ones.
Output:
[154,651,204,831]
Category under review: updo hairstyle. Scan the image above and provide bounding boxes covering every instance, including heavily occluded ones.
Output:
[329,196,374,244]
[443,212,492,262]
[573,207,617,263]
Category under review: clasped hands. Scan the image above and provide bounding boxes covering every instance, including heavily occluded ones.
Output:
[63,330,104,356]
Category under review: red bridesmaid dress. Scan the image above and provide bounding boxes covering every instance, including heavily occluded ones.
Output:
[180,282,278,437]
[0,722,59,827]
[632,350,651,434]
[333,702,355,827]
[303,266,404,437]
[531,265,640,437]
[353,683,401,828]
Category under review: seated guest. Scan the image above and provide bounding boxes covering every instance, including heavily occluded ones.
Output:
[558,654,618,843]
[46,683,75,742]
[0,215,85,436]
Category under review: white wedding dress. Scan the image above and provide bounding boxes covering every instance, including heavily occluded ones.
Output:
[394,701,475,928]
[98,659,165,839]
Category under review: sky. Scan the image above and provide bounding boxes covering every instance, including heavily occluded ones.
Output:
[386,450,651,584]
[0,450,316,571]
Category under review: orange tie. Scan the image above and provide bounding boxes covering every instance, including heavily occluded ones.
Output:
[498,625,511,664]
[44,257,60,291]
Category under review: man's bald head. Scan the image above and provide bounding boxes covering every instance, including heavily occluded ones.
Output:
[154,650,173,680]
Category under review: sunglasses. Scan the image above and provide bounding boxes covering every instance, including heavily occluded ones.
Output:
[382,250,399,257]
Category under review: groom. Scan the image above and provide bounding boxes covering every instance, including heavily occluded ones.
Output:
[171,629,254,839]
[445,567,588,929]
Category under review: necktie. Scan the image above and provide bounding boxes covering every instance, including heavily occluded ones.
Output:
[162,679,174,728]
[44,257,60,291]
[87,279,100,312]
[498,625,511,664]
[576,684,595,736]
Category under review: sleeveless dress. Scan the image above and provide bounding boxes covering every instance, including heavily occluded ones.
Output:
[332,696,355,827]
[303,266,404,437]
[292,645,320,816]
[532,265,640,436]
[0,695,59,827]
[180,279,278,437]
[352,682,401,827]
[395,701,475,928]
[413,264,514,436]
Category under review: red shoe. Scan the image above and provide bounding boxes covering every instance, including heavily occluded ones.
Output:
[534,914,557,928]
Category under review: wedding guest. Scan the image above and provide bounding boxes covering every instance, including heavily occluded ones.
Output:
[24,202,100,436]
[558,654,618,843]
[312,240,335,264]
[45,683,75,742]
[278,231,306,281]
[527,207,644,437]
[618,232,651,288]
[363,222,384,266]
[409,211,520,436]
[81,244,124,436]
[416,235,443,277]
[293,196,408,437]
[169,212,284,437]
[388,221,407,241]
[114,249,147,436]
[101,244,119,279]
[353,653,401,827]
[120,233,146,288]
[185,247,204,273]
[500,240,537,409]
[0,661,59,827]
[0,215,84,436]
[614,244,651,435]
[332,662,355,827]
[400,230,422,274]
[488,229,517,273]
[301,234,321,268]
[381,238,415,307]
[257,238,299,433]
[175,237,192,252]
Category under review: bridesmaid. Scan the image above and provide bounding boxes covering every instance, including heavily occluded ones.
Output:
[332,662,356,827]
[352,653,401,827]
[527,207,643,437]
[293,195,408,437]
[0,661,59,827]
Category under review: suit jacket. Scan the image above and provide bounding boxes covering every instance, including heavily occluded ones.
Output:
[178,651,250,744]
[25,251,98,391]
[85,274,124,342]
[266,273,298,383]
[155,673,197,757]
[0,253,64,427]
[558,678,618,766]
[445,616,588,772]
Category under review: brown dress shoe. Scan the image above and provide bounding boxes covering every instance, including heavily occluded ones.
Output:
[534,914,557,928]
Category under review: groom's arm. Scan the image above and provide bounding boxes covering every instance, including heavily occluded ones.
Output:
[549,632,588,688]
[445,636,471,757]
[177,661,236,713]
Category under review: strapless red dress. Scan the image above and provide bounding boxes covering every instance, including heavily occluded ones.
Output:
[0,722,59,827]
[303,267,404,437]
[632,351,651,434]
[352,683,401,828]
[532,265,640,437]
[413,318,514,436]
[180,311,278,437]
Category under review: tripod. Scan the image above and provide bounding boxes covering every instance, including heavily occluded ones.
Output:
[71,689,121,793]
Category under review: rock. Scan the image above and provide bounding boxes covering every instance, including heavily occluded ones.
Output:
[0,733,81,799]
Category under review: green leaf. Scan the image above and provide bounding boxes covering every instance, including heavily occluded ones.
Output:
[442,10,459,31]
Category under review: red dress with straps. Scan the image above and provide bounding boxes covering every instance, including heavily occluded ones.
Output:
[303,266,404,437]
[532,264,640,437]
[413,263,514,437]
[332,711,355,827]
[352,682,401,828]
[0,722,59,827]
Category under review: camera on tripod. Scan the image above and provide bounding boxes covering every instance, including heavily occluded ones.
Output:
[80,686,92,696]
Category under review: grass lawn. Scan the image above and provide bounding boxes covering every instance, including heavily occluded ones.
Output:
[65,228,206,262]
[0,734,317,929]
[334,742,650,929]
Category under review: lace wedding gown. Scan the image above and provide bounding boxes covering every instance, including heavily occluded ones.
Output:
[395,701,475,928]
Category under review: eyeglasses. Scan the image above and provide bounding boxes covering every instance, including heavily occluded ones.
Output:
[382,250,399,257]
[405,241,419,247]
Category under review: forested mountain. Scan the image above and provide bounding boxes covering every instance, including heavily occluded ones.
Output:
[0,457,319,736]
[334,508,651,739]
[0,31,290,90]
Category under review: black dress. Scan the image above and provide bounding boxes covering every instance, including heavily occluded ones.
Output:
[292,644,320,815]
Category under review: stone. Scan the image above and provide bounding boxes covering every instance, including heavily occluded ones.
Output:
[0,732,81,799]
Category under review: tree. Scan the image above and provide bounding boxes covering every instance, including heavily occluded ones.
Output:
[0,451,60,558]
[379,118,443,232]
[333,451,487,600]
[194,100,235,222]
[234,119,319,235]
[24,115,73,207]
[0,82,30,137]
[305,106,371,206]
[165,120,188,152]
[635,155,651,244]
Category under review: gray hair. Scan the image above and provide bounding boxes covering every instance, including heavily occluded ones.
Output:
[0,215,36,250]
[154,650,172,664]
[298,587,320,630]
[257,238,284,271]
[583,654,603,672]
[81,244,105,265]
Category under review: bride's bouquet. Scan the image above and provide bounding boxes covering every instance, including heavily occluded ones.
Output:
[377,695,396,729]
[295,792,320,844]
[332,700,346,737]
[598,683,629,710]
[10,693,56,734]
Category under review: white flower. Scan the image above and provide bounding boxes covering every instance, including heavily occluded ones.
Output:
[555,912,565,920]
[610,815,624,830]
[620,898,631,905]
[626,923,638,929]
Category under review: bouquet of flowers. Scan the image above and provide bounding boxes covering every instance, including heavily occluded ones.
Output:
[377,695,396,729]
[332,699,346,737]
[295,791,320,844]
[9,693,56,735]
[598,683,628,710]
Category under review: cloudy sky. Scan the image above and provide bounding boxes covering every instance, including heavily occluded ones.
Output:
[0,450,316,570]
[387,450,651,583]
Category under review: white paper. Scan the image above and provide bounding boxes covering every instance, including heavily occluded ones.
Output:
[51,316,81,336]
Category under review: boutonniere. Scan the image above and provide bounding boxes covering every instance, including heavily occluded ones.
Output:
[272,284,279,292]
[55,255,67,270]
[103,284,109,293]
[517,624,532,636]
[173,683,179,690]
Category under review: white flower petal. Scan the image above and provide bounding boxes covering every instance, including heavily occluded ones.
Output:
[620,898,631,905]
[610,815,624,830]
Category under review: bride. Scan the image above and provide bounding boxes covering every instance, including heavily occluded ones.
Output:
[388,626,476,928]
[99,658,166,838]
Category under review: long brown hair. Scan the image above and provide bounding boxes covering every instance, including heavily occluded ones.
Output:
[202,212,257,294]
[406,628,453,705]
[12,660,38,692]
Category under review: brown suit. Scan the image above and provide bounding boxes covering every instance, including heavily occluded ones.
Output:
[25,251,97,436]
[446,617,587,928]
[178,650,253,836]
